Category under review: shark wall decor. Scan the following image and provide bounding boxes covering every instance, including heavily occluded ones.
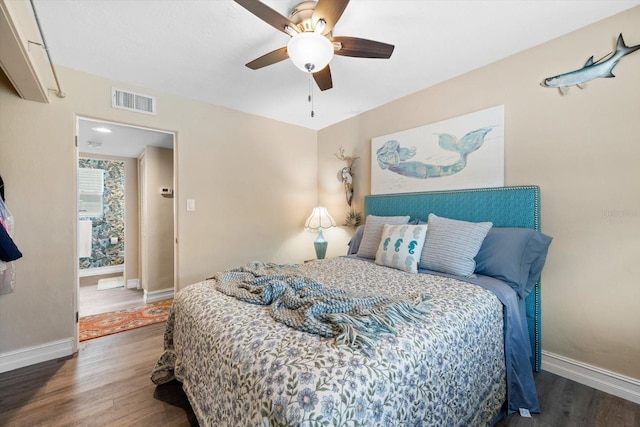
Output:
[541,33,640,95]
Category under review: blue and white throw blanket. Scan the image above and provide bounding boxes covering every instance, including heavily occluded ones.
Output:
[214,262,431,351]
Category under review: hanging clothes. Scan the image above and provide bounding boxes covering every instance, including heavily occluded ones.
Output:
[0,225,21,261]
[0,197,20,295]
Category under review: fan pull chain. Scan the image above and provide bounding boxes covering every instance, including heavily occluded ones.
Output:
[308,74,314,118]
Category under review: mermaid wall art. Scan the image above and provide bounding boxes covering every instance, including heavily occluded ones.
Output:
[371,105,504,194]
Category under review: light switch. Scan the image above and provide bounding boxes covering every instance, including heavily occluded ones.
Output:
[187,199,196,211]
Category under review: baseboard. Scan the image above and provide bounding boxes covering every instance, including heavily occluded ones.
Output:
[127,278,140,289]
[0,338,74,373]
[143,287,174,304]
[542,350,640,404]
[78,265,124,278]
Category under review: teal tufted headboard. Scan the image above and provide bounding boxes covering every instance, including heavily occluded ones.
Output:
[365,185,542,371]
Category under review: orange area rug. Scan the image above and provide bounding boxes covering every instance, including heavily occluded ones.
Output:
[79,299,173,341]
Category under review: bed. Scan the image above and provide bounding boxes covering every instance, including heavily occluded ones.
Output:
[152,186,551,426]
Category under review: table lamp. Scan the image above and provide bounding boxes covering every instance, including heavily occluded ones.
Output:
[304,206,336,259]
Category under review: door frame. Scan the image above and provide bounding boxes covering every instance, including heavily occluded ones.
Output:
[73,115,178,349]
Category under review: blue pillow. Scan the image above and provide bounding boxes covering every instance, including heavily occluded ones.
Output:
[347,225,365,255]
[474,227,552,298]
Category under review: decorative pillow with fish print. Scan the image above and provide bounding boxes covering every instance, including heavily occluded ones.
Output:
[375,224,428,273]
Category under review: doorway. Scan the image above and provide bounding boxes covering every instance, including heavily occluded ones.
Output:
[76,117,175,338]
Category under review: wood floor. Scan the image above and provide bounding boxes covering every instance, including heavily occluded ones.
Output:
[0,323,196,427]
[79,273,143,317]
[0,322,638,427]
[495,374,640,427]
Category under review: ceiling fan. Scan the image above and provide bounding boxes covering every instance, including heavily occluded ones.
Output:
[234,0,395,91]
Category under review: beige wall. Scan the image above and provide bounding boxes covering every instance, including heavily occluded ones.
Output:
[141,146,174,292]
[318,7,640,380]
[0,66,318,358]
[123,156,139,284]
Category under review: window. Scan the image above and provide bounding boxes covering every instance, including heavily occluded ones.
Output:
[78,168,104,217]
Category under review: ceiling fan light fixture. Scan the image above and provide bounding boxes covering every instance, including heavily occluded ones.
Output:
[314,19,326,34]
[287,32,334,73]
[284,25,299,37]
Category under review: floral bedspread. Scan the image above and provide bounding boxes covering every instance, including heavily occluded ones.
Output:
[152,257,506,426]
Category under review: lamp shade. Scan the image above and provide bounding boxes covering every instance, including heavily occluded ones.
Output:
[304,206,336,230]
[287,32,334,73]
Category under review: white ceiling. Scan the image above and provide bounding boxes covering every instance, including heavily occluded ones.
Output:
[78,118,174,158]
[33,0,638,133]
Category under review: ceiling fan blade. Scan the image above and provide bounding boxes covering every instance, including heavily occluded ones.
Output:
[246,47,289,70]
[234,0,298,34]
[312,0,350,35]
[313,66,333,91]
[333,36,395,59]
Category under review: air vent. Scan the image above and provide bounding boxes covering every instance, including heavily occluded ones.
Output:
[112,88,156,115]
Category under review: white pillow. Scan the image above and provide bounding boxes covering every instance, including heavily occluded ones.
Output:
[356,215,410,259]
[421,214,492,277]
[375,224,428,273]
